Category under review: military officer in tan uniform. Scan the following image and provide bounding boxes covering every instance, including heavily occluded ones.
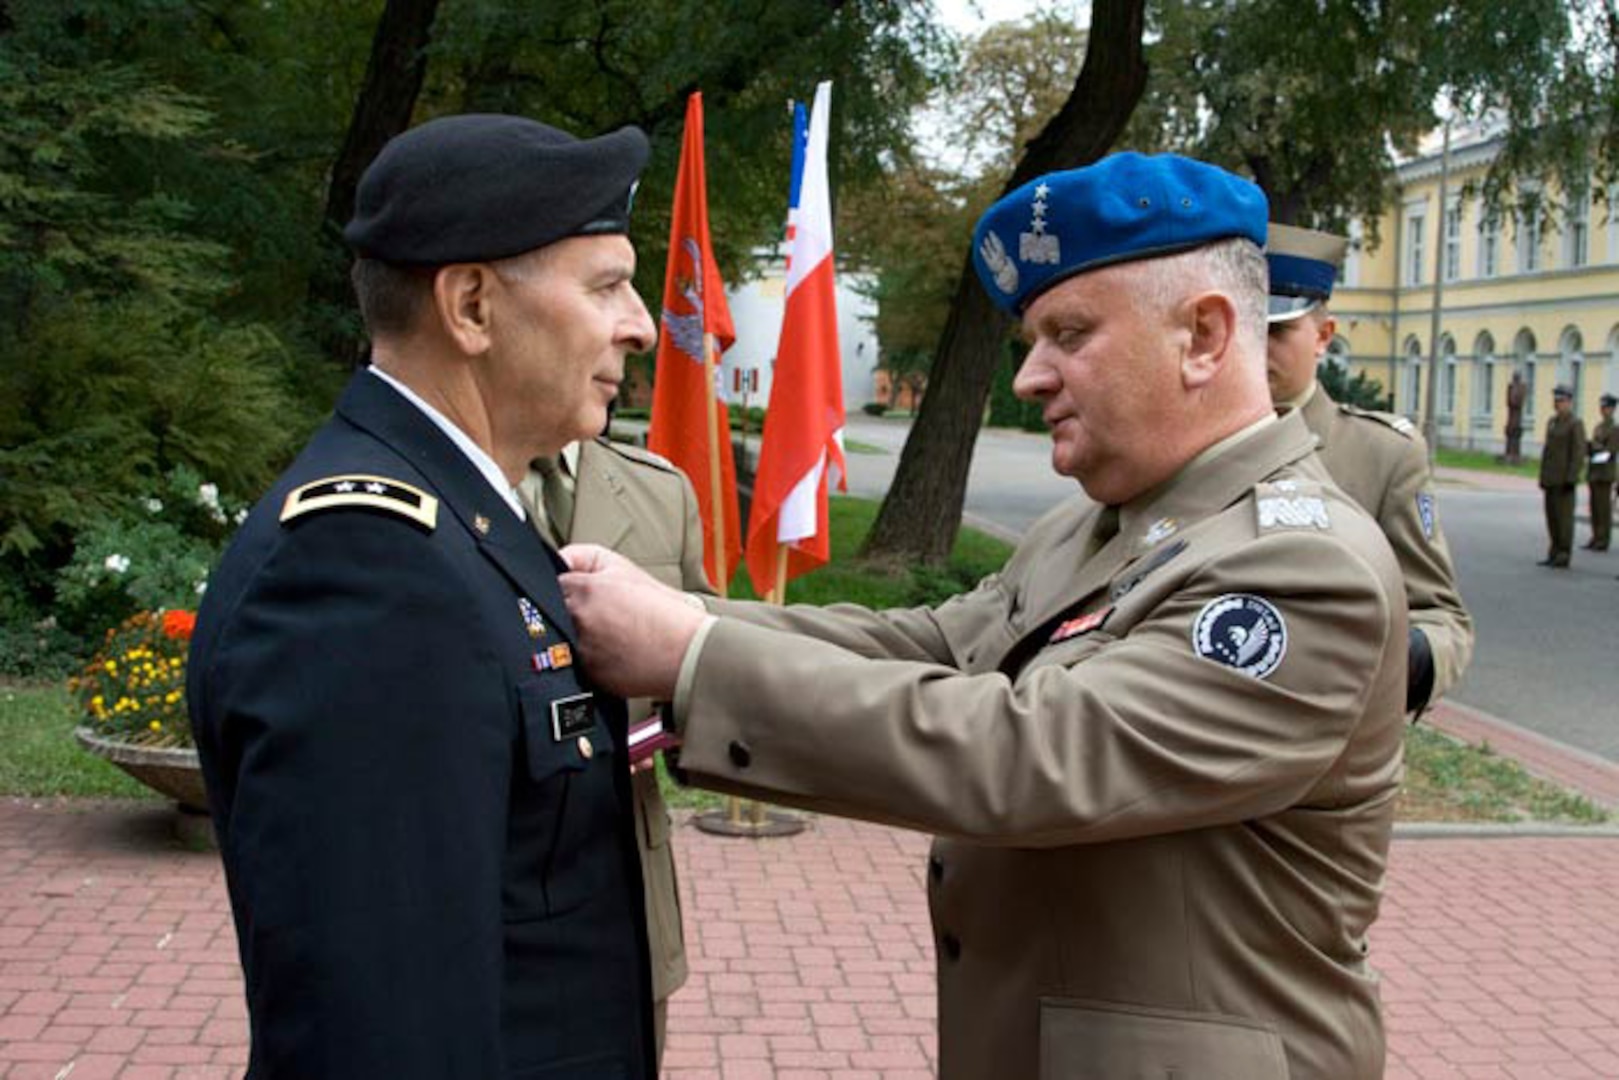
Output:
[1264,224,1472,712]
[1539,384,1587,567]
[560,154,1407,1080]
[519,434,711,1063]
[1584,393,1617,551]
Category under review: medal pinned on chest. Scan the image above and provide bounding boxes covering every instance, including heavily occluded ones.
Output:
[518,597,546,639]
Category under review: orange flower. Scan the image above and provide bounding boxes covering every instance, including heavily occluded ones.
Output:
[161,610,197,640]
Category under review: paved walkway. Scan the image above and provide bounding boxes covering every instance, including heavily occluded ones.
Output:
[3,752,1619,1079]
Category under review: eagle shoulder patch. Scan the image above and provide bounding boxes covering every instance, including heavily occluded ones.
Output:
[1254,480,1331,532]
[280,475,438,532]
[1191,593,1287,679]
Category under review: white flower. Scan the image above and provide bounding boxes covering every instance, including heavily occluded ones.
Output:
[195,580,208,596]
[145,498,163,514]
[209,505,227,524]
[197,483,220,508]
[104,554,131,574]
[233,508,249,525]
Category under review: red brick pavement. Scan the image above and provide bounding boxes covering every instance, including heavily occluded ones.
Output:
[3,799,1618,1079]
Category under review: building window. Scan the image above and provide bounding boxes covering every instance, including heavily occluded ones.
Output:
[1343,220,1363,287]
[1568,189,1590,268]
[1478,215,1500,277]
[1405,337,1424,417]
[1444,203,1462,281]
[1518,205,1542,273]
[1440,336,1457,424]
[1406,212,1426,285]
[1474,332,1496,425]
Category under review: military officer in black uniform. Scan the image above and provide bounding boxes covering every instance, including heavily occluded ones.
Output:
[188,115,659,1079]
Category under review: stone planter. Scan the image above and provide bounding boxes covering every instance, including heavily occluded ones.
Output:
[74,726,209,812]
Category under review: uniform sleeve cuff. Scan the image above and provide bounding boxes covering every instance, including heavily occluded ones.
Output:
[671,614,718,734]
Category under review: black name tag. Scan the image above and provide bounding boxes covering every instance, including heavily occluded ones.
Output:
[549,692,595,742]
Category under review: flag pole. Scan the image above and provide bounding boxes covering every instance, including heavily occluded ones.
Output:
[702,331,728,599]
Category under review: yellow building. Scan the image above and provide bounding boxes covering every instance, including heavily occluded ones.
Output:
[1333,126,1619,454]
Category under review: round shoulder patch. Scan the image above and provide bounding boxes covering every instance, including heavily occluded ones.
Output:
[1190,593,1287,679]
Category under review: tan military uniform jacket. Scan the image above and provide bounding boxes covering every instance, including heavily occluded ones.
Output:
[1589,418,1617,483]
[675,415,1406,1080]
[1540,413,1587,488]
[1296,384,1473,707]
[566,437,712,1005]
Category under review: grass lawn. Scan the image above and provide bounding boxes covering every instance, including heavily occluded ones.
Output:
[1435,446,1539,480]
[0,682,156,799]
[4,497,1607,825]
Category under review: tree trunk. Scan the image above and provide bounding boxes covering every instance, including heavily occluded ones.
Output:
[307,0,440,367]
[861,0,1148,564]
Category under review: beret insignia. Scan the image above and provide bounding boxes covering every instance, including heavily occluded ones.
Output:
[280,475,438,532]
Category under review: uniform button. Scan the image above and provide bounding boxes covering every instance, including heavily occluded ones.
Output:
[728,740,752,768]
[928,856,944,884]
[577,735,594,760]
[941,933,961,961]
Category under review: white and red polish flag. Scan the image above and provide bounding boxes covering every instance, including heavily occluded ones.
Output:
[745,81,846,595]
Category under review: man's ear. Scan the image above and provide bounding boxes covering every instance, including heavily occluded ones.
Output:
[1314,312,1338,360]
[432,264,497,356]
[1181,290,1237,390]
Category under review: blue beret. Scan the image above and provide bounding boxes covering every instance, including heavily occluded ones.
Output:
[1266,223,1349,323]
[345,114,650,265]
[972,152,1268,314]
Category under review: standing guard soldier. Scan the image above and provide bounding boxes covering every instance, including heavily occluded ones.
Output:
[189,115,660,1078]
[519,433,713,1065]
[1585,393,1617,552]
[1539,384,1587,568]
[1264,223,1473,712]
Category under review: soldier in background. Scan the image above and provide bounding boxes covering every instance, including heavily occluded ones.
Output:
[1585,393,1617,552]
[1504,372,1528,463]
[519,431,712,1065]
[1539,384,1586,568]
[1264,223,1473,713]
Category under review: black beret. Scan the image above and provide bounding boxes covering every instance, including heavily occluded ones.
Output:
[344,114,651,265]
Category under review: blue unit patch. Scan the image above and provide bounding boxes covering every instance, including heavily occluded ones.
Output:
[1416,491,1436,540]
[1191,593,1287,679]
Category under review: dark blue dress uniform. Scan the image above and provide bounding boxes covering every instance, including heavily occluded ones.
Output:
[188,370,655,1078]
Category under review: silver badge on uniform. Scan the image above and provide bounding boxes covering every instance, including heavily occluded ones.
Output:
[1257,495,1330,531]
[1416,492,1436,539]
[1019,182,1061,266]
[1191,594,1287,679]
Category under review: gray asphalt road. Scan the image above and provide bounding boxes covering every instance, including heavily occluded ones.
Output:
[843,413,1619,762]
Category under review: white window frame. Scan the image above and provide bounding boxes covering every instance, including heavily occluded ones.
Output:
[1407,211,1427,285]
[1443,201,1463,281]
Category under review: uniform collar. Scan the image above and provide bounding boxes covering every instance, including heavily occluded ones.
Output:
[1116,412,1316,551]
[367,365,526,520]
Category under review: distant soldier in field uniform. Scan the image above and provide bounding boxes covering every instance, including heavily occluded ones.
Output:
[1264,223,1473,713]
[1584,393,1617,552]
[519,434,712,1064]
[1539,384,1587,568]
[560,154,1407,1080]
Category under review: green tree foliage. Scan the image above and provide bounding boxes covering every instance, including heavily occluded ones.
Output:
[1319,361,1390,412]
[0,0,949,654]
[1126,0,1598,235]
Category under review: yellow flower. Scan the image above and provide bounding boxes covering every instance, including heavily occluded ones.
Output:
[148,720,162,732]
[104,660,117,675]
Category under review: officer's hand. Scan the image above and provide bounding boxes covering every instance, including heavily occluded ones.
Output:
[559,544,707,700]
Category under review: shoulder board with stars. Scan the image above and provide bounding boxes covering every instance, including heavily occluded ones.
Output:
[1253,479,1331,532]
[280,474,438,532]
[1340,403,1417,439]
